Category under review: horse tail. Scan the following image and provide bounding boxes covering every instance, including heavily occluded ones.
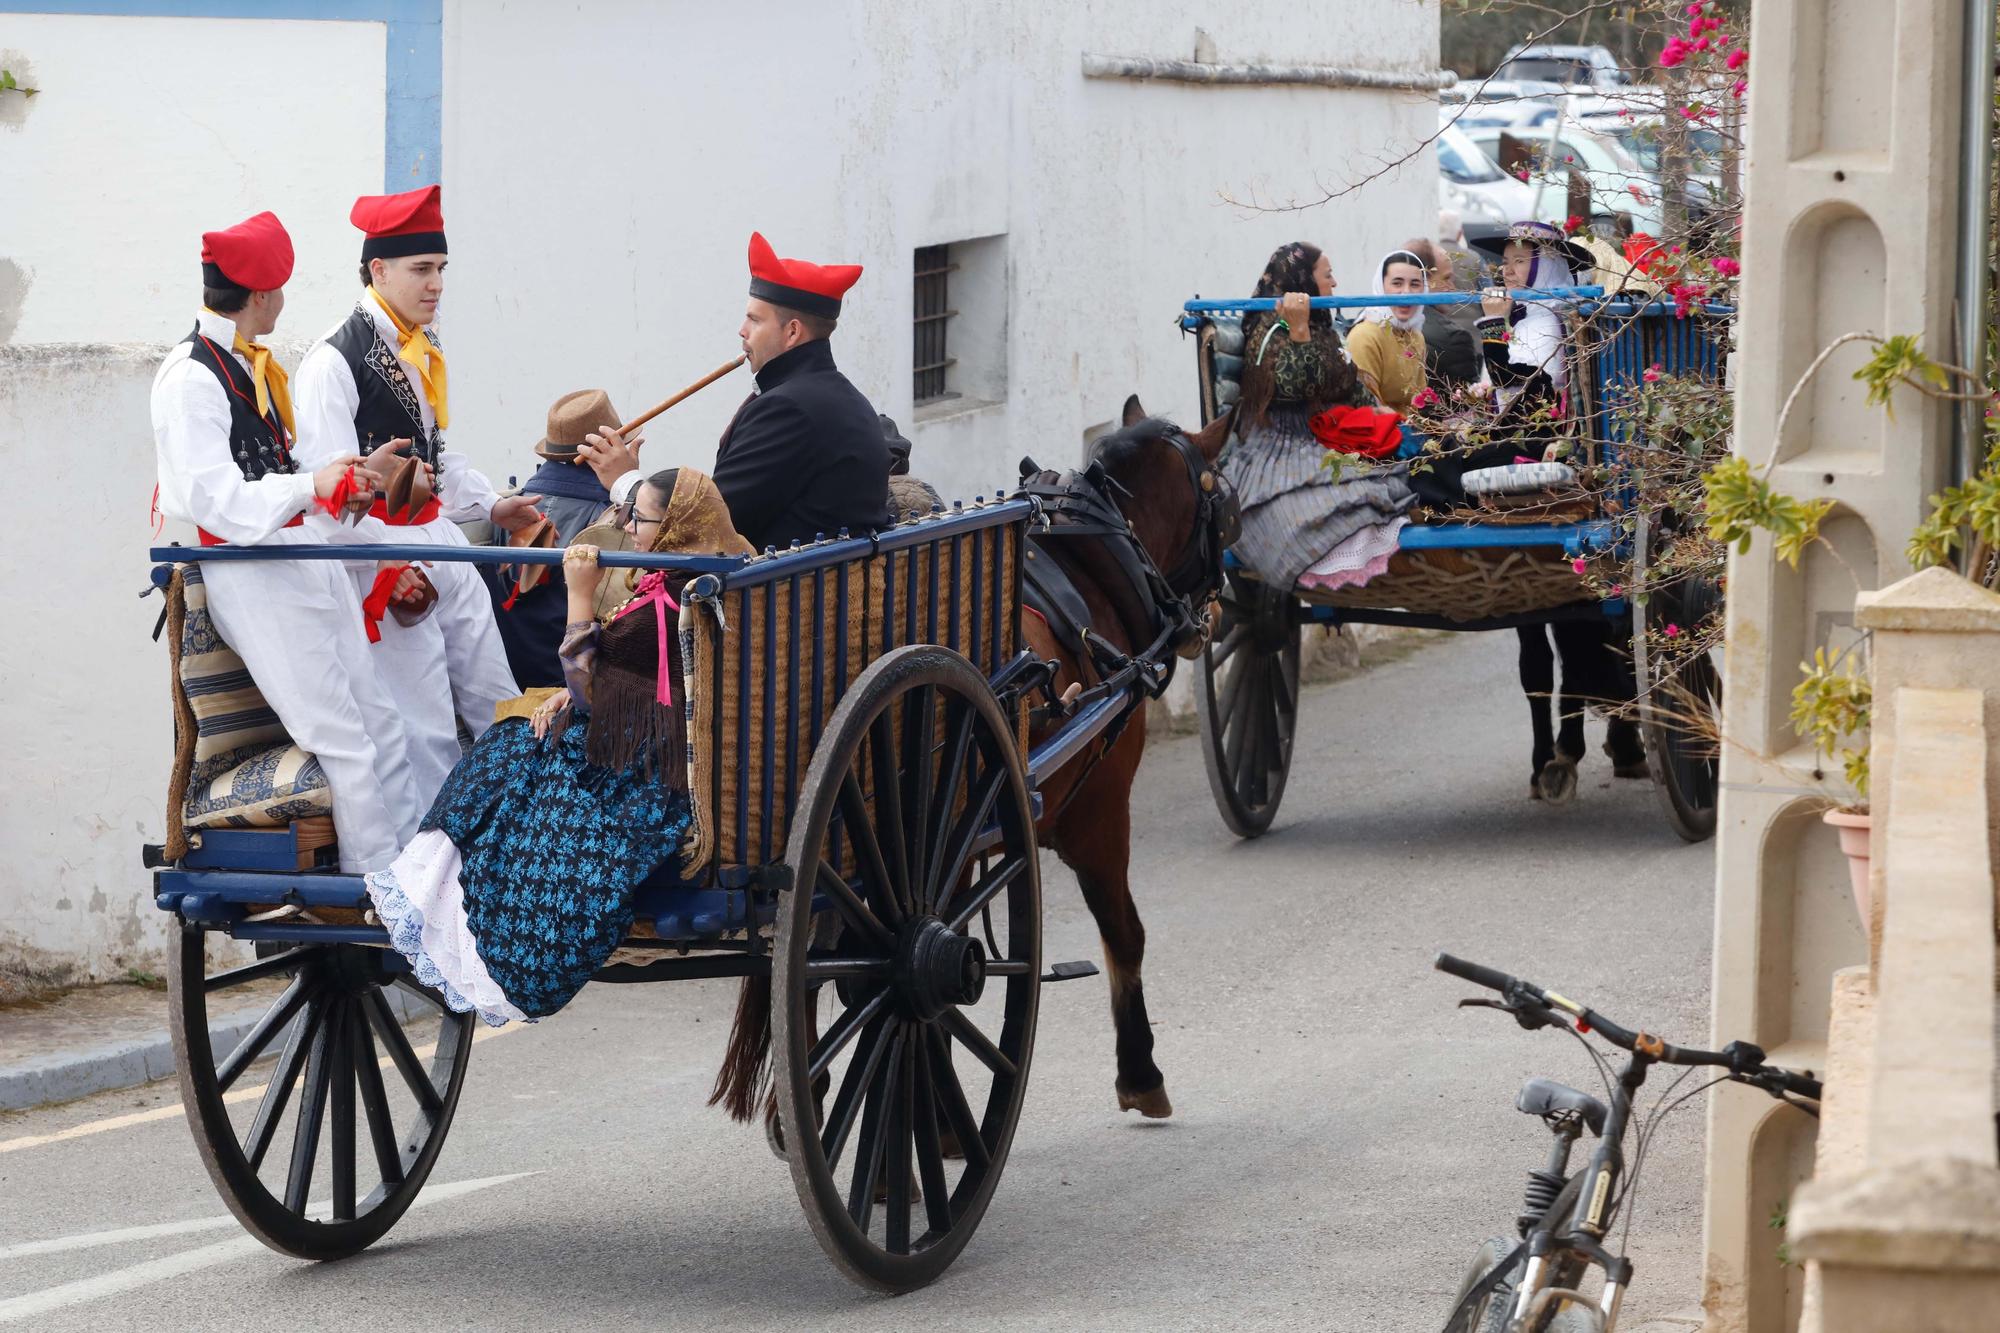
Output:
[708,976,773,1122]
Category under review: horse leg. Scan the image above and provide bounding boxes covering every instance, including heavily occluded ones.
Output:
[1517,626,1569,801]
[1052,720,1170,1118]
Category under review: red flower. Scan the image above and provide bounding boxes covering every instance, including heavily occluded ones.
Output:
[1564,213,1586,234]
[1712,256,1741,277]
[1726,47,1749,70]
[1642,363,1663,382]
[1664,623,1682,639]
[1732,78,1748,98]
[1658,37,1693,68]
[1410,386,1439,410]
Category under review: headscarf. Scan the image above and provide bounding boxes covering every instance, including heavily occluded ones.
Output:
[1366,249,1430,332]
[1506,243,1573,393]
[586,467,752,782]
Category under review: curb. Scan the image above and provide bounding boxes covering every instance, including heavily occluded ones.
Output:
[0,988,424,1113]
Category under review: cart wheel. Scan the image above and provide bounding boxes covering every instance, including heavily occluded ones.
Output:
[774,644,1041,1292]
[167,927,473,1260]
[1195,576,1301,837]
[1639,579,1721,843]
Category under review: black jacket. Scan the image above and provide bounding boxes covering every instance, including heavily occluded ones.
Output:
[713,339,891,551]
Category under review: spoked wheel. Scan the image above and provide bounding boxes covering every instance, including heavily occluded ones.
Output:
[1637,576,1722,843]
[167,926,473,1259]
[774,644,1041,1292]
[1195,574,1302,837]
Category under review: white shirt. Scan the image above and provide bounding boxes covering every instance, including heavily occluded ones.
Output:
[152,308,316,544]
[292,294,500,524]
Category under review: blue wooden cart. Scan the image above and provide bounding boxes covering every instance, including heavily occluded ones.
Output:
[1179,288,1727,841]
[145,497,1142,1292]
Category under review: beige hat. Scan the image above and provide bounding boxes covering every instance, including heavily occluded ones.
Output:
[535,388,623,461]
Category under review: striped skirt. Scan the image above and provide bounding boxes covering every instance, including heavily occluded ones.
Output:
[1220,407,1417,591]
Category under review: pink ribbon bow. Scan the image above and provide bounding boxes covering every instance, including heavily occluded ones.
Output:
[612,570,681,706]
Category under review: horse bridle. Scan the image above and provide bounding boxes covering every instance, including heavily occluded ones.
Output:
[1018,426,1239,672]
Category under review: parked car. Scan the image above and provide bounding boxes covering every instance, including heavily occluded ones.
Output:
[1580,111,1731,208]
[1445,78,1567,134]
[1494,43,1631,90]
[1437,115,1541,229]
[1466,119,1665,235]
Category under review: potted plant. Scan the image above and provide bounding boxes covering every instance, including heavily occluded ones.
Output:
[1789,648,1873,922]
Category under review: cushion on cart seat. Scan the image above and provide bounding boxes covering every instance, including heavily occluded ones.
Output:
[166,565,335,854]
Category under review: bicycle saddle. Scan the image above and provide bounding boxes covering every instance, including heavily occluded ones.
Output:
[1516,1077,1607,1136]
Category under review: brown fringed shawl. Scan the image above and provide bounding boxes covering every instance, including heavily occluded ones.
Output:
[581,468,753,785]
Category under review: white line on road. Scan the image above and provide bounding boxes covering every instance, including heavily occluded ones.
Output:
[0,1173,535,1323]
[0,1023,517,1157]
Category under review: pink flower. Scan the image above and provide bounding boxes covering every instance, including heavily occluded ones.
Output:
[1572,558,1589,575]
[1610,583,1625,596]
[1411,387,1439,410]
[1695,36,1711,52]
[1659,38,1693,68]
[1726,47,1748,71]
[1712,256,1741,277]
[1732,78,1748,98]
[1664,623,1682,639]
[1643,363,1663,382]
[1686,2,1703,14]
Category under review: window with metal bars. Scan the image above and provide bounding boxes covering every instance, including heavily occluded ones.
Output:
[913,244,959,405]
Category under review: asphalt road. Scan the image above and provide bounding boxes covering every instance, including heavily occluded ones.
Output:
[0,631,1721,1331]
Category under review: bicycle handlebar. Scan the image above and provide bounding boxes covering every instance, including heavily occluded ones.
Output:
[1432,952,1822,1101]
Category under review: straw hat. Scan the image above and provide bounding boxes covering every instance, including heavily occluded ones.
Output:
[536,388,624,461]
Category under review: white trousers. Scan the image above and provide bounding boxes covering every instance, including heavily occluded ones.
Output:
[203,533,420,872]
[364,518,520,811]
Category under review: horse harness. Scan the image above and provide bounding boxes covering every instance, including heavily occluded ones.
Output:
[1013,429,1239,814]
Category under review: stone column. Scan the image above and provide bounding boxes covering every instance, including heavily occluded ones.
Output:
[1787,572,2000,1331]
[1701,0,1968,1325]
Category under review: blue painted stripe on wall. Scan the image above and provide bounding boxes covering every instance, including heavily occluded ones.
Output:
[6,1,441,188]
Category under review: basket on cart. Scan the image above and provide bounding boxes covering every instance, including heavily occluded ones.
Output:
[1180,290,1728,842]
[145,498,1097,1292]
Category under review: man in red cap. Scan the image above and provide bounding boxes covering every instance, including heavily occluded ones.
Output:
[293,184,530,807]
[585,231,891,551]
[151,210,421,871]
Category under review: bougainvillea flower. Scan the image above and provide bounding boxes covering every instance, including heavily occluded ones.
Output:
[1713,256,1741,277]
[1726,47,1749,70]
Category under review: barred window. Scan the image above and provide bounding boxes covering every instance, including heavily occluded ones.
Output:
[913,244,959,406]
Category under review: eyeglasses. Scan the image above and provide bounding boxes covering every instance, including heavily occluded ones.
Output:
[614,501,665,530]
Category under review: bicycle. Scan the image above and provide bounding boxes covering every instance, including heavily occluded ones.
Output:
[1433,953,1822,1333]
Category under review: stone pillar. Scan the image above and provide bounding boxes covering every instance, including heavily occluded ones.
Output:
[1787,572,2000,1329]
[1701,0,1969,1325]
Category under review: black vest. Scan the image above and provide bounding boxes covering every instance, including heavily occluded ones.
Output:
[324,305,445,465]
[184,326,295,481]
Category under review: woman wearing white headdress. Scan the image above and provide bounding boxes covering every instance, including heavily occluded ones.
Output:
[1468,220,1592,421]
[1344,249,1431,415]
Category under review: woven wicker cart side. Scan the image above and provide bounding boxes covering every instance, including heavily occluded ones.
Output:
[681,509,1025,877]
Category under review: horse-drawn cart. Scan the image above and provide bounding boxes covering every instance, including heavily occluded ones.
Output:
[144,496,1159,1292]
[1180,289,1727,842]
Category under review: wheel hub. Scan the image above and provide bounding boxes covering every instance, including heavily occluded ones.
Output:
[894,916,986,1020]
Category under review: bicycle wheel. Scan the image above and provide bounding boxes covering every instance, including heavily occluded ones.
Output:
[1441,1175,1594,1333]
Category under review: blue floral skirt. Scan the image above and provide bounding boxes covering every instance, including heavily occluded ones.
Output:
[367,717,691,1021]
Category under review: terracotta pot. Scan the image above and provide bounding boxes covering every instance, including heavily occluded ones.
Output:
[1823,807,1872,926]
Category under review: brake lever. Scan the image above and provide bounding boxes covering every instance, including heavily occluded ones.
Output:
[1457,996,1564,1032]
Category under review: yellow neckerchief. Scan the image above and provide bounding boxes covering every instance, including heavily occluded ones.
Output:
[202,310,297,438]
[366,287,449,429]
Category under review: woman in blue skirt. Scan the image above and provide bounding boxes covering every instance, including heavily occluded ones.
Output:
[366,468,751,1023]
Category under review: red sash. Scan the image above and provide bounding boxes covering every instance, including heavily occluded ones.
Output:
[368,496,443,526]
[197,514,305,547]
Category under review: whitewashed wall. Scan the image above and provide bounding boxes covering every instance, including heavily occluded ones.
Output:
[0,15,385,344]
[2,1,1437,981]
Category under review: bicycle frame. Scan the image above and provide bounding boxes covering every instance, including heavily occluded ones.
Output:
[1506,1052,1649,1332]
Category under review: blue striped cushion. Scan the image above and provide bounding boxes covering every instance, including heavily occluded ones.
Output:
[177,565,332,830]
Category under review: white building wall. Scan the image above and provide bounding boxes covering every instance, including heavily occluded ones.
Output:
[442,0,1439,506]
[1,1,1436,981]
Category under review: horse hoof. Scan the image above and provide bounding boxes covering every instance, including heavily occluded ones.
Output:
[1602,740,1650,779]
[1534,757,1579,805]
[1118,1084,1174,1119]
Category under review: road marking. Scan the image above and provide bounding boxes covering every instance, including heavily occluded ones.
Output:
[0,1023,516,1156]
[0,1173,534,1323]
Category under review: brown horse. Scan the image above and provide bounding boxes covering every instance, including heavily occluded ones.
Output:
[709,394,1236,1126]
